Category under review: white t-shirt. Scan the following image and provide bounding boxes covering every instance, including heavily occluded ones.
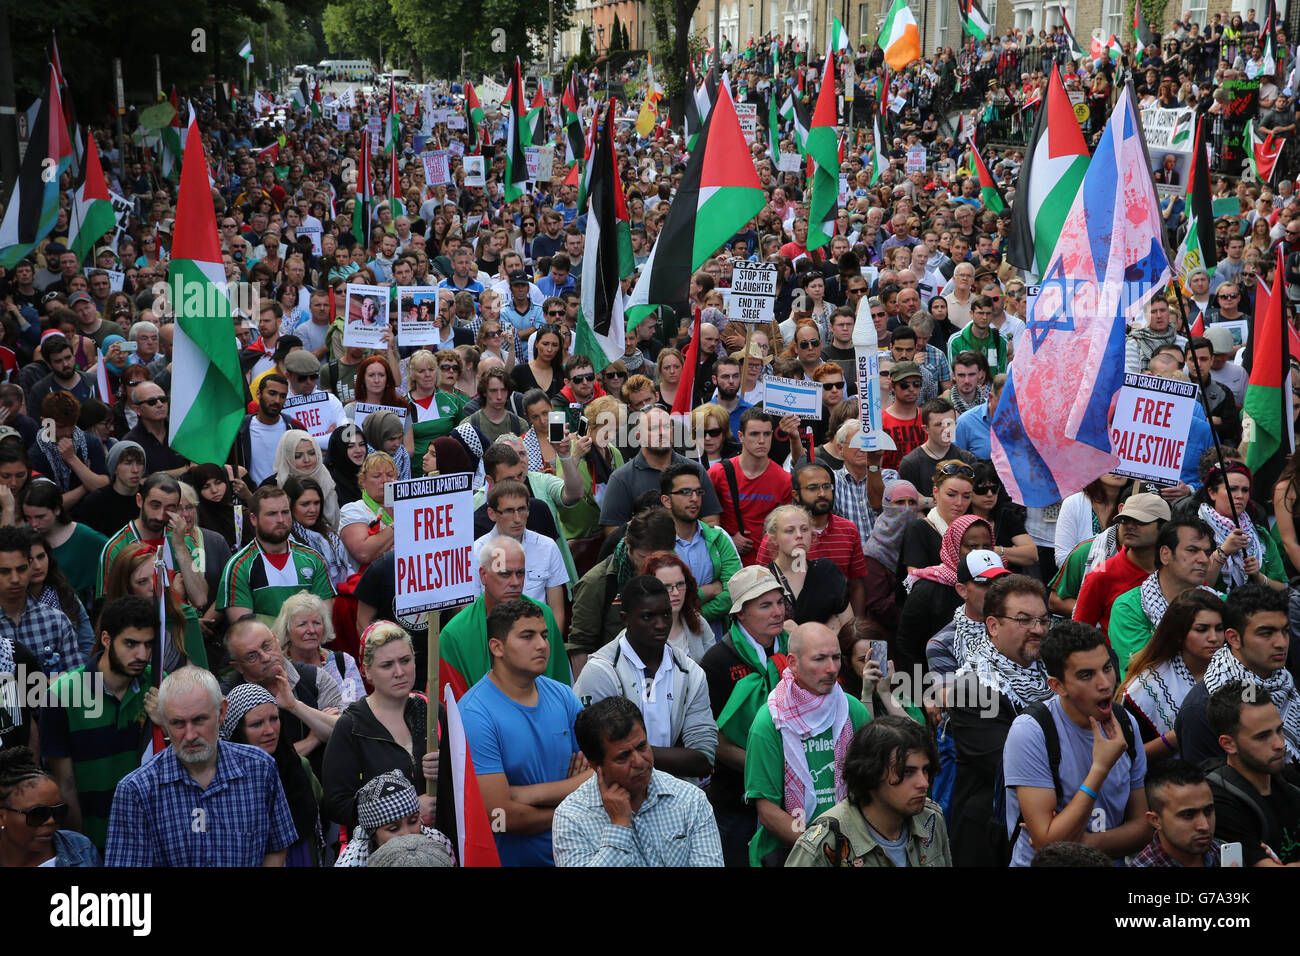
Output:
[248,417,288,485]
[472,528,568,604]
[339,498,381,530]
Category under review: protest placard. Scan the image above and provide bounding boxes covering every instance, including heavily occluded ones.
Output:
[422,150,451,186]
[283,391,334,441]
[1109,372,1198,486]
[762,375,823,420]
[335,111,350,131]
[367,114,382,134]
[728,261,778,323]
[907,145,927,173]
[448,140,465,157]
[343,283,391,350]
[297,222,322,255]
[392,472,478,616]
[777,152,801,172]
[446,114,466,130]
[735,103,758,143]
[462,155,485,186]
[396,285,442,346]
[525,146,554,182]
[85,268,125,292]
[354,402,409,430]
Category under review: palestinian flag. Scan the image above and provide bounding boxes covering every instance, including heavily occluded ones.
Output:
[238,36,254,63]
[1174,115,1217,287]
[67,133,117,264]
[50,31,82,182]
[1261,0,1279,77]
[877,0,921,71]
[257,141,280,165]
[575,101,635,373]
[443,685,502,866]
[0,66,71,269]
[767,87,781,168]
[1246,119,1285,184]
[625,82,764,323]
[353,134,372,248]
[780,92,811,155]
[970,142,1005,213]
[527,86,548,148]
[465,82,486,149]
[959,0,992,42]
[1058,6,1087,59]
[1243,247,1293,472]
[577,114,597,210]
[1107,35,1123,61]
[312,81,322,119]
[1254,273,1300,366]
[562,74,584,164]
[1006,63,1089,276]
[167,109,245,466]
[697,64,718,126]
[830,16,852,51]
[293,77,309,111]
[870,112,888,183]
[504,58,530,202]
[685,60,705,151]
[804,51,839,251]
[1133,1,1156,51]
[161,87,184,182]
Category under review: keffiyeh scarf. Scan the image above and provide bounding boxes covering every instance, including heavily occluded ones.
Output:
[38,427,88,491]
[1204,645,1300,762]
[952,606,1052,711]
[910,514,992,588]
[1124,654,1197,737]
[1198,503,1263,590]
[766,669,852,824]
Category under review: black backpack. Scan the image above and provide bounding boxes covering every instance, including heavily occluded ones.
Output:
[992,699,1137,855]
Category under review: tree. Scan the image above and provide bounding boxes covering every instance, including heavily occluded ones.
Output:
[609,14,624,53]
[621,20,631,51]
[386,0,576,76]
[580,23,593,61]
[648,0,704,120]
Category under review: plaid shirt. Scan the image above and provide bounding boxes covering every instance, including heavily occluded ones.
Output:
[0,597,82,675]
[919,344,951,390]
[105,741,297,867]
[834,466,896,551]
[552,769,724,866]
[1131,832,1220,868]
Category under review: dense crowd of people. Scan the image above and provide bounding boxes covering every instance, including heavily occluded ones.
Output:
[2,11,1300,868]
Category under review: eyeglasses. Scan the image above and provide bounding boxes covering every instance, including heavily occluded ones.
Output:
[936,462,975,478]
[821,381,845,391]
[974,483,1000,495]
[2,803,69,827]
[798,338,821,349]
[295,373,320,381]
[135,396,168,407]
[997,614,1051,629]
[546,309,566,317]
[662,580,687,593]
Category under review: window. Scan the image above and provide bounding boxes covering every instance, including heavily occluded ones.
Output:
[936,0,949,48]
[1184,0,1208,28]
[859,3,870,41]
[1103,0,1122,42]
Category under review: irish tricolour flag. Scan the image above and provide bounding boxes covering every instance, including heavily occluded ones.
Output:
[877,0,921,71]
[167,110,246,464]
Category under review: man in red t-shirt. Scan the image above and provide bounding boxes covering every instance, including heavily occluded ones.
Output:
[708,407,795,566]
[1072,493,1170,636]
[881,360,928,471]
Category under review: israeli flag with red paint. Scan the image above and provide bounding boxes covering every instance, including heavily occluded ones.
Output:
[992,85,1170,507]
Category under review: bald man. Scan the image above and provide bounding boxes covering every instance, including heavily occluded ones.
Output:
[437,537,572,697]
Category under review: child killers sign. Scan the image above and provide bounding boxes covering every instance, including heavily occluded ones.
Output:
[392,472,477,615]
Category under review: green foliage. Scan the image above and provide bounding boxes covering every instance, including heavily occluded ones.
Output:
[621,20,631,50]
[382,0,576,76]
[579,23,593,61]
[1125,0,1170,43]
[610,14,624,53]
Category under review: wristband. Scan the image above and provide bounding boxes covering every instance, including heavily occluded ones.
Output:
[1215,548,1226,560]
[1079,783,1099,801]
[1160,733,1175,752]
[556,453,572,462]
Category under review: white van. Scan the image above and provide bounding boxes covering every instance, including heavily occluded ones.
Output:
[318,59,372,80]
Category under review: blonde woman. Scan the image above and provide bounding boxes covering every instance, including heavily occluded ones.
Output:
[764,504,852,631]
[338,451,398,569]
[404,349,468,473]
[274,592,365,705]
[690,402,740,468]
[273,428,340,526]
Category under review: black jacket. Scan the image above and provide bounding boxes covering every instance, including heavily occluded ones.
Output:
[229,411,305,476]
[320,695,455,855]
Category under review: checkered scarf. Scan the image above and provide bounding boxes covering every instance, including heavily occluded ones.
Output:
[219,683,277,740]
[952,606,1053,712]
[766,668,852,824]
[1198,503,1263,590]
[1204,645,1300,762]
[356,770,420,833]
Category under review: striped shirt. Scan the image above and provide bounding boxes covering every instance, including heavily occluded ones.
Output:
[754,513,869,580]
[217,539,335,621]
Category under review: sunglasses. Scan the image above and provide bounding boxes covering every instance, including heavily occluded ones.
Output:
[821,381,845,391]
[974,483,1001,495]
[135,396,168,407]
[439,364,459,372]
[295,372,319,381]
[703,427,725,438]
[604,371,627,379]
[936,462,975,478]
[484,330,502,337]
[570,373,595,383]
[3,803,68,827]
[894,378,923,389]
[798,339,821,349]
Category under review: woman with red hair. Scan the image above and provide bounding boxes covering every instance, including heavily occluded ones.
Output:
[642,551,715,663]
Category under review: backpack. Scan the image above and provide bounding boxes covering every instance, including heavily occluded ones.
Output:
[1205,764,1300,847]
[719,457,746,533]
[991,698,1137,856]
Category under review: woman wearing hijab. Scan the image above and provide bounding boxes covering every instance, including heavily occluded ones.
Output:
[896,514,994,675]
[273,428,340,527]
[219,683,325,868]
[362,409,412,481]
[184,463,243,549]
[862,480,921,638]
[325,424,365,506]
[1198,462,1288,592]
[334,770,455,867]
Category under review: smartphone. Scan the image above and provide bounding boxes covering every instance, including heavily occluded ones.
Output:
[869,640,889,675]
[576,416,589,438]
[1220,842,1243,867]
[118,340,138,353]
[566,402,583,433]
[547,410,566,444]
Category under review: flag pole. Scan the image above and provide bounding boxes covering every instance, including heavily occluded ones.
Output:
[426,610,441,798]
[1172,283,1241,527]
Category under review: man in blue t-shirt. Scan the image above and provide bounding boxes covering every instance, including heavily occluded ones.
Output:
[459,598,591,866]
[1002,621,1150,866]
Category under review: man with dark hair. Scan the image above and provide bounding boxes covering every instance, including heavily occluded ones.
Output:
[232,373,302,486]
[573,576,715,778]
[709,355,751,436]
[96,472,204,607]
[1205,680,1300,866]
[28,334,94,409]
[460,598,589,866]
[897,398,974,497]
[553,695,724,866]
[1107,517,1215,674]
[659,461,740,629]
[786,715,950,867]
[1072,493,1171,637]
[40,595,158,852]
[1002,621,1150,866]
[0,525,81,676]
[559,354,600,407]
[1132,760,1219,867]
[1177,583,1296,767]
[570,507,678,672]
[708,406,795,568]
[217,486,335,623]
